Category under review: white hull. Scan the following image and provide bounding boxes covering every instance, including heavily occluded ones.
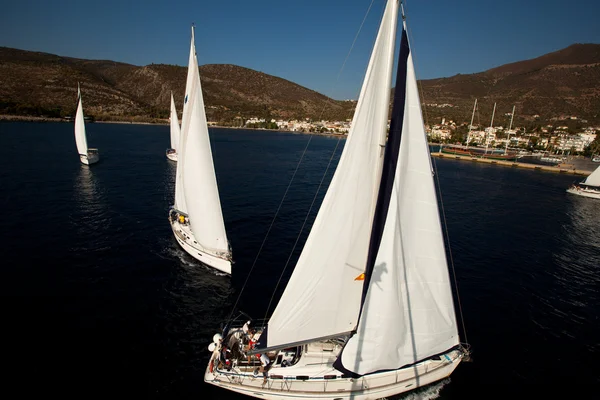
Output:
[166,149,178,162]
[567,186,600,200]
[169,217,231,274]
[80,149,99,165]
[204,343,465,400]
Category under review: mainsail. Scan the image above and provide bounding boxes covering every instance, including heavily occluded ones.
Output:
[337,19,459,376]
[74,84,88,156]
[170,92,181,151]
[261,0,398,351]
[177,26,229,255]
[583,165,600,187]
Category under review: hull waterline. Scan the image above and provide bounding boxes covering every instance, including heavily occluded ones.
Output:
[204,342,465,400]
[80,149,99,165]
[567,187,600,200]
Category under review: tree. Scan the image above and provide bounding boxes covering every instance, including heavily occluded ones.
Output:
[584,135,600,157]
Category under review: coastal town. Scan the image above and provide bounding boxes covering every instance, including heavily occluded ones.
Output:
[221,111,599,157]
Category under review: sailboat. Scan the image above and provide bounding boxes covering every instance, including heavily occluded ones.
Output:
[168,26,233,274]
[204,1,470,398]
[166,92,180,162]
[567,165,600,199]
[74,83,99,165]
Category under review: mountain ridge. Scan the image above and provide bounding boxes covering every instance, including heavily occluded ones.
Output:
[1,43,599,125]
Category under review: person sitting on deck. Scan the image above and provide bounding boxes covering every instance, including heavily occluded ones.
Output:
[254,353,271,383]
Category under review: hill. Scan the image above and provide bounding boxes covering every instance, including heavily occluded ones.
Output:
[1,44,599,126]
[0,47,354,123]
[418,43,600,126]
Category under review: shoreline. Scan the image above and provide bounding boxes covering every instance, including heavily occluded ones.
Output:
[432,152,593,175]
[0,114,345,136]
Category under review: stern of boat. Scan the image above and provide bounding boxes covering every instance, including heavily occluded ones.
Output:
[86,149,100,165]
[166,148,178,162]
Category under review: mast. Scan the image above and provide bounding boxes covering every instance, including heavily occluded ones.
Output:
[504,105,515,155]
[485,102,496,155]
[466,98,477,147]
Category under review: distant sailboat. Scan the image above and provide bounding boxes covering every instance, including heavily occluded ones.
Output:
[567,165,600,199]
[74,84,99,165]
[166,92,180,162]
[168,26,232,274]
[204,1,469,398]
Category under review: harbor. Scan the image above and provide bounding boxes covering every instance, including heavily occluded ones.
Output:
[431,146,597,176]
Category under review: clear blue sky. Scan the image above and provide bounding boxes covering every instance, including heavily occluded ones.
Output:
[1,0,598,100]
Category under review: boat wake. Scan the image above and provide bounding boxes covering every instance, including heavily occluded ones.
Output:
[396,378,449,399]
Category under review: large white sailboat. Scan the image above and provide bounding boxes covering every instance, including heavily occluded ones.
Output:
[567,165,600,199]
[166,91,180,162]
[204,1,469,398]
[168,26,232,274]
[74,84,99,165]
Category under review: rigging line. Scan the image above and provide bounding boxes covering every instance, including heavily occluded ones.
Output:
[227,0,377,325]
[225,133,314,324]
[403,4,429,130]
[262,136,343,322]
[405,1,469,344]
[315,0,376,123]
[432,158,469,345]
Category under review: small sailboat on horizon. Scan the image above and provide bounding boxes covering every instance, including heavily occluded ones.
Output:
[74,83,99,165]
[204,1,469,398]
[168,25,233,274]
[567,165,600,200]
[166,91,180,162]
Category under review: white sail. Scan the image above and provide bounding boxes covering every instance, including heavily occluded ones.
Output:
[340,25,459,375]
[583,165,600,187]
[180,28,229,254]
[265,0,398,349]
[170,92,181,151]
[174,28,197,214]
[74,84,88,156]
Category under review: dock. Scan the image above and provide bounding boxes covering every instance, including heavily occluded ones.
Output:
[431,152,591,176]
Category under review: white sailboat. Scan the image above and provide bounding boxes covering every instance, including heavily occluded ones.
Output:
[567,165,600,199]
[204,1,469,398]
[166,91,180,162]
[168,25,232,274]
[74,83,99,165]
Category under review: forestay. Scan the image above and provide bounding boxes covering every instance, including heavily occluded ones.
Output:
[74,84,88,156]
[170,92,181,151]
[180,28,229,255]
[174,28,197,214]
[263,0,398,350]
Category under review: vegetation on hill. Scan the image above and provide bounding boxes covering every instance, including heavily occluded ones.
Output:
[1,43,599,126]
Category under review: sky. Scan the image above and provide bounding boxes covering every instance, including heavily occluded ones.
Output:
[1,0,599,100]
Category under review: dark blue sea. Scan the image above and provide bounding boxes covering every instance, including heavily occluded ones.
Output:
[0,122,598,398]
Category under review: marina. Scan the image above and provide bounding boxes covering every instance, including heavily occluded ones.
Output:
[432,151,593,176]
